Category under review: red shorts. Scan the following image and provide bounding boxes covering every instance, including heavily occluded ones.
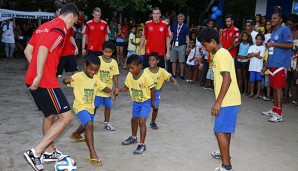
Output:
[269,67,287,89]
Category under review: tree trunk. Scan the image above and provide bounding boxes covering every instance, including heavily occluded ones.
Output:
[119,12,122,24]
[198,0,216,23]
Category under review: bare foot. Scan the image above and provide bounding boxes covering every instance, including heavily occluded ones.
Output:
[252,94,260,99]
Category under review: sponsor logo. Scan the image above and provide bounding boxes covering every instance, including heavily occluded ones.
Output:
[274,35,279,40]
[36,28,49,33]
[287,34,291,39]
[139,83,145,89]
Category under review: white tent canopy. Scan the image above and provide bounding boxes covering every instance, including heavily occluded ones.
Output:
[0,9,54,21]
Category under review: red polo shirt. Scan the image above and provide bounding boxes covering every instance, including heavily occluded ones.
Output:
[60,27,75,56]
[221,26,240,57]
[143,18,170,56]
[25,18,67,88]
[82,19,109,52]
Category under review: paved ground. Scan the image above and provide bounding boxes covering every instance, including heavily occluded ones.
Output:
[0,58,298,171]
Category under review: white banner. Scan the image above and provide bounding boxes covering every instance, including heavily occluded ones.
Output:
[0,9,54,21]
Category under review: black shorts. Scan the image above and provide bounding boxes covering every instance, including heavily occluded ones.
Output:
[116,42,124,47]
[27,85,71,117]
[87,50,103,58]
[235,60,249,70]
[143,54,165,69]
[57,55,78,75]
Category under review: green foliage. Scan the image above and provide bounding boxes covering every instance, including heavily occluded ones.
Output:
[223,0,256,29]
[102,0,187,13]
[165,0,187,8]
[3,0,257,29]
[102,0,151,12]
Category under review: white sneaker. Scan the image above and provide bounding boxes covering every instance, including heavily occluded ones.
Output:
[211,150,222,159]
[104,122,115,131]
[269,114,283,122]
[214,165,233,171]
[41,148,63,163]
[262,110,275,116]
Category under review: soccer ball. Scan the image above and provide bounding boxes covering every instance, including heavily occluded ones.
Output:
[54,155,77,171]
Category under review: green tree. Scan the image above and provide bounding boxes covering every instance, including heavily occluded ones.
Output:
[223,0,256,29]
[102,0,150,12]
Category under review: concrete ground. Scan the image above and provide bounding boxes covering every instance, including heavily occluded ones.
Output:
[0,58,297,171]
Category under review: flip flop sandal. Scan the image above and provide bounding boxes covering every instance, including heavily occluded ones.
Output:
[69,134,85,142]
[248,94,254,98]
[252,95,260,99]
[87,158,103,166]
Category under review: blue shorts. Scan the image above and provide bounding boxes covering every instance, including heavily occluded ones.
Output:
[132,99,151,118]
[249,71,262,82]
[154,90,160,107]
[214,106,239,133]
[77,110,94,128]
[127,50,136,57]
[94,96,112,108]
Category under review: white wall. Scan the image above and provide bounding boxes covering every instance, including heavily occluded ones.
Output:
[255,0,267,15]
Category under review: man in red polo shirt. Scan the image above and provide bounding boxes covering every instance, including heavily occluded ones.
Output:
[138,7,171,68]
[82,7,109,57]
[221,14,240,58]
[23,3,79,171]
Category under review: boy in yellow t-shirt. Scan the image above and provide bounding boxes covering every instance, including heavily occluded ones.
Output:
[63,55,113,166]
[136,29,146,61]
[198,27,241,171]
[261,50,271,101]
[94,41,119,131]
[204,53,215,90]
[144,52,179,130]
[115,54,156,154]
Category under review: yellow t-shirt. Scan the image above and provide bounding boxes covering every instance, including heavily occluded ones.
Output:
[95,56,119,97]
[136,38,145,55]
[69,72,107,114]
[263,50,269,75]
[212,48,241,107]
[124,71,155,102]
[209,53,215,69]
[144,67,171,90]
